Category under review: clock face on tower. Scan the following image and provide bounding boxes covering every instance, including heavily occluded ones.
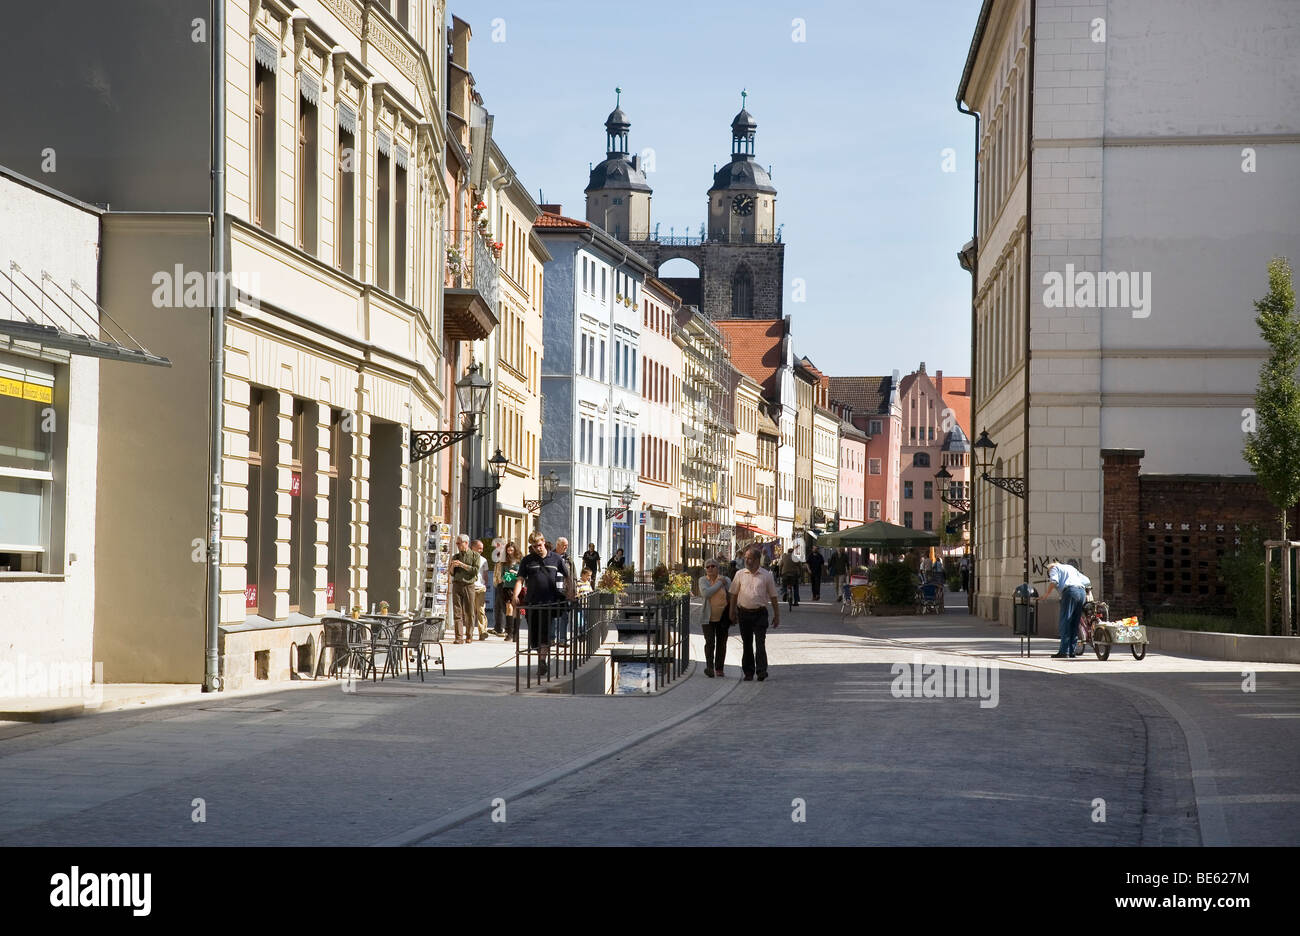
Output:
[731,194,754,216]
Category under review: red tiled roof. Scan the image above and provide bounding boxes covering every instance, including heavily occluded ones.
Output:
[715,319,784,399]
[533,211,589,229]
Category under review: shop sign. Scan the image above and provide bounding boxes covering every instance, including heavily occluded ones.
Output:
[245,584,258,609]
[290,472,301,496]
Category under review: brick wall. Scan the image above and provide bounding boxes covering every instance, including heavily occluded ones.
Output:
[1103,448,1299,616]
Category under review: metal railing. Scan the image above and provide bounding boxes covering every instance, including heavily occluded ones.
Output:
[444,227,500,310]
[513,591,690,693]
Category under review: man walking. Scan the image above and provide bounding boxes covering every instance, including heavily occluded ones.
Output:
[807,547,825,601]
[513,531,571,677]
[1043,561,1089,659]
[581,542,601,578]
[470,539,489,640]
[729,545,781,681]
[829,548,849,602]
[553,537,576,644]
[960,554,971,593]
[449,534,480,644]
[778,547,801,606]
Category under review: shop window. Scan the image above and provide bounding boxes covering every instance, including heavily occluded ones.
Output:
[0,357,58,572]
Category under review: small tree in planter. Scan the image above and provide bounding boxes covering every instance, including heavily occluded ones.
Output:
[664,573,692,597]
[871,561,919,612]
[597,568,627,596]
[652,563,670,591]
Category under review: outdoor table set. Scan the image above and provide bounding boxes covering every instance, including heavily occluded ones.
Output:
[315,613,447,682]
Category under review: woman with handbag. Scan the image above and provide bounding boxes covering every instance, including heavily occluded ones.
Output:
[494,541,521,640]
[697,558,733,678]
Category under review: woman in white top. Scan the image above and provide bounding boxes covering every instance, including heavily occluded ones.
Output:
[697,558,733,678]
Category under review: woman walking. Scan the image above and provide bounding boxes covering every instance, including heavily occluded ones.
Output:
[698,558,733,678]
[494,541,521,640]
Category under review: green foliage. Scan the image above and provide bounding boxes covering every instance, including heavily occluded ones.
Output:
[872,561,918,605]
[664,573,693,597]
[1219,525,1277,632]
[597,568,626,594]
[1243,257,1300,538]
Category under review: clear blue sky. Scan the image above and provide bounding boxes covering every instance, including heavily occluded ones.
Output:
[468,0,982,379]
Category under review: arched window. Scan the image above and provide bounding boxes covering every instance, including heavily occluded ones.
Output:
[731,266,753,318]
[912,452,930,468]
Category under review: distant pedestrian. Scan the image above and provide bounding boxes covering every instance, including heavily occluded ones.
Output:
[494,541,521,639]
[582,543,601,576]
[471,539,489,640]
[807,547,825,601]
[553,537,576,643]
[1044,561,1089,659]
[778,548,801,606]
[728,545,781,681]
[698,558,733,678]
[829,548,849,602]
[449,534,480,644]
[960,555,971,592]
[607,548,626,575]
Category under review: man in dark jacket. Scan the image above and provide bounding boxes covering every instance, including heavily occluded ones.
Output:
[807,548,825,601]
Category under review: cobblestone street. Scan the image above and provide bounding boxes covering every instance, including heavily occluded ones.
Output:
[2,596,1296,847]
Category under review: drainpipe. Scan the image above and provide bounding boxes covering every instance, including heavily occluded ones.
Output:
[1022,0,1035,601]
[204,0,227,692]
[957,95,979,618]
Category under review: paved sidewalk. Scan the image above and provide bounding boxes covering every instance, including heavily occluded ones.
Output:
[0,630,729,846]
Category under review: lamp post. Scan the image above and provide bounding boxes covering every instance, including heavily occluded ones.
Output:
[472,448,509,502]
[410,360,491,461]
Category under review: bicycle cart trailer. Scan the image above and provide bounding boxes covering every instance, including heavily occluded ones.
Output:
[1091,616,1148,661]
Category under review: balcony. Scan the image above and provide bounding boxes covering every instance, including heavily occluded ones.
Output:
[444,228,500,341]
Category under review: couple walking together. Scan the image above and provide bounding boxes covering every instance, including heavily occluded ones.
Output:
[698,546,782,681]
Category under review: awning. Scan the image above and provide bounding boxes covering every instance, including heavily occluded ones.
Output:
[1,262,170,367]
[736,521,775,538]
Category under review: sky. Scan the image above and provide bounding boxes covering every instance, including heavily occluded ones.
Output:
[467,0,983,379]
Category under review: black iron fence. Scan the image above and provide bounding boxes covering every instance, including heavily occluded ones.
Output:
[513,591,691,693]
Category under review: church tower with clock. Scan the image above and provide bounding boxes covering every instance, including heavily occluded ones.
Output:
[584,92,785,321]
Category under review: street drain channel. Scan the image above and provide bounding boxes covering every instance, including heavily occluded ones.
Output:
[198,706,284,714]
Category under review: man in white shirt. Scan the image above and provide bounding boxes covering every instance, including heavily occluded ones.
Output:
[1043,561,1090,658]
[728,545,782,681]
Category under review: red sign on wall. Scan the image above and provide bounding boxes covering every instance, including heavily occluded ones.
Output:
[290,472,302,496]
[326,582,335,604]
[245,584,258,609]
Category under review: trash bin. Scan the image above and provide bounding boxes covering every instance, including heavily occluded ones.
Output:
[1013,584,1038,636]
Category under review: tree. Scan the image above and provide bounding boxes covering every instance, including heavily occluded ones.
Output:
[1243,257,1300,539]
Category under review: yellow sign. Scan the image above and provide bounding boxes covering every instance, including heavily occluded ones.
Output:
[0,377,53,403]
[0,377,54,403]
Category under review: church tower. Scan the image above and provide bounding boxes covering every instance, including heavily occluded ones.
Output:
[584,88,652,241]
[707,95,778,245]
[611,94,786,321]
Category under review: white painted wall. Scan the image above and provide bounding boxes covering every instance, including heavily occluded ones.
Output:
[0,173,100,688]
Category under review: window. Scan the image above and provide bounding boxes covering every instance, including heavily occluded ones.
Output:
[868,500,881,520]
[0,357,57,572]
[903,481,913,499]
[376,149,390,289]
[297,94,318,253]
[394,162,407,299]
[337,124,355,274]
[254,63,275,229]
[599,340,606,382]
[909,426,917,441]
[327,407,351,610]
[869,419,882,435]
[923,481,933,500]
[923,512,933,531]
[601,268,606,303]
[288,399,308,612]
[869,458,881,475]
[912,452,930,467]
[903,511,913,529]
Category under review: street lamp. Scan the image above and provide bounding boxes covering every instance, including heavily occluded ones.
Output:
[472,448,510,501]
[934,464,970,512]
[525,469,560,513]
[410,361,492,462]
[973,429,1025,498]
